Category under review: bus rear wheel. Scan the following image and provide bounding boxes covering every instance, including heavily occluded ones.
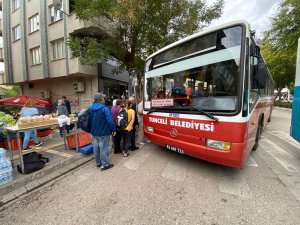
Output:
[252,120,263,151]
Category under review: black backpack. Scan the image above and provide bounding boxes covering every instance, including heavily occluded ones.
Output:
[17,152,49,174]
[117,108,130,129]
[78,108,91,133]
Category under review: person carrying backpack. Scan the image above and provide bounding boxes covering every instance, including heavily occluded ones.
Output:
[89,93,116,170]
[119,100,135,158]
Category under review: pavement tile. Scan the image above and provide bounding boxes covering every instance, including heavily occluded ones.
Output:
[13,186,27,198]
[0,192,17,204]
[25,180,41,192]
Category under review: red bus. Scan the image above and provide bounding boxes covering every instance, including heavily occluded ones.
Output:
[143,20,274,168]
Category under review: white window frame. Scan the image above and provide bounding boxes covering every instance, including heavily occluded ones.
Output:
[51,39,65,60]
[28,14,39,33]
[12,24,21,41]
[50,4,63,23]
[30,47,41,65]
[12,0,20,11]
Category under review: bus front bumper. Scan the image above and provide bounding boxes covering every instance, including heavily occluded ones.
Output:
[145,132,248,168]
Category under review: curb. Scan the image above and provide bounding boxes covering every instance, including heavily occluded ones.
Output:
[0,154,93,207]
[274,106,292,111]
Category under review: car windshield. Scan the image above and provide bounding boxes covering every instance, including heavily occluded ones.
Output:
[144,25,243,112]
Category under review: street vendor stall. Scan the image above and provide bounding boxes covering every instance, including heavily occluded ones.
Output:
[4,115,79,174]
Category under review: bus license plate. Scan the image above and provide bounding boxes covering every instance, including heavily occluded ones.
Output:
[165,145,184,154]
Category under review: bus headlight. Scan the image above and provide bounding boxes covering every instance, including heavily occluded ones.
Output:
[206,139,231,151]
[146,126,154,133]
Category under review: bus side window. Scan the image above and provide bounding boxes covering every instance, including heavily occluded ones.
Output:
[249,43,259,111]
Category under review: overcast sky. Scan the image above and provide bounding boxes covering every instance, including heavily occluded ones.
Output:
[206,0,281,38]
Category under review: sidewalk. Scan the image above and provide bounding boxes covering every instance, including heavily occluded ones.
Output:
[0,130,94,207]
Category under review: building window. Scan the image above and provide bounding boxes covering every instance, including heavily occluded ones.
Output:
[30,47,41,65]
[12,0,20,11]
[50,5,63,23]
[29,14,39,33]
[12,25,21,41]
[51,39,65,60]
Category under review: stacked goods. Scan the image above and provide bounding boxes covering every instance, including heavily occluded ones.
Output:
[18,114,58,128]
[0,148,13,185]
[0,111,17,127]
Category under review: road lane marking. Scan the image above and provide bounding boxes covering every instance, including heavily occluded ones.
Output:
[278,174,300,202]
[218,167,253,198]
[124,150,152,170]
[265,130,300,150]
[261,139,300,173]
[244,155,258,167]
[46,149,73,158]
[161,156,188,182]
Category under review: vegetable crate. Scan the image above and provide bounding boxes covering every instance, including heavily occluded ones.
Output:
[66,132,92,149]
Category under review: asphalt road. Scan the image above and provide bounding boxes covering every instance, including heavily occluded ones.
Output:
[0,108,299,225]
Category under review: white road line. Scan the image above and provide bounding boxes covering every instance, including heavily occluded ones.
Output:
[124,150,152,170]
[278,174,300,202]
[218,167,253,198]
[265,130,300,150]
[244,155,259,167]
[261,139,300,173]
[161,156,188,182]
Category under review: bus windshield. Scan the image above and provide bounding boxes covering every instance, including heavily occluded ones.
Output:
[144,25,243,112]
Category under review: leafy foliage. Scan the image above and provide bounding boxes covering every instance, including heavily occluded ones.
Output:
[69,0,224,70]
[262,0,300,99]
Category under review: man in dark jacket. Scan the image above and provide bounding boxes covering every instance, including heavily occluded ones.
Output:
[89,93,116,170]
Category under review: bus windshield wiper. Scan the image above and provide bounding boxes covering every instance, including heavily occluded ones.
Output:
[182,105,219,121]
[192,106,219,121]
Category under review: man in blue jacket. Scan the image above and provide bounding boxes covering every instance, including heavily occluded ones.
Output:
[89,93,116,170]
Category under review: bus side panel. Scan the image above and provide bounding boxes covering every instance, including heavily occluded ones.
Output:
[291,86,300,142]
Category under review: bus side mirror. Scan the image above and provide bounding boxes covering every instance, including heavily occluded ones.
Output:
[252,63,267,89]
[251,45,260,57]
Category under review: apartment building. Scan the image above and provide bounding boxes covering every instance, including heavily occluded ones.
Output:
[0,0,129,112]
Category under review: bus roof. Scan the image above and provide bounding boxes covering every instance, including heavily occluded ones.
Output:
[146,20,251,61]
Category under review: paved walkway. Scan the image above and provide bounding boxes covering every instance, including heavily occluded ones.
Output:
[0,130,94,207]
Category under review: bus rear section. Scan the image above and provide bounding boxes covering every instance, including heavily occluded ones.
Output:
[144,114,249,168]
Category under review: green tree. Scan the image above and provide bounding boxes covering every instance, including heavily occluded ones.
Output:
[262,0,300,101]
[69,0,224,70]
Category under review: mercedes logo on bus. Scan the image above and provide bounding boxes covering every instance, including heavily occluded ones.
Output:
[169,128,178,137]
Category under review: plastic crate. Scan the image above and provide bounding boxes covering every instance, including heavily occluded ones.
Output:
[37,129,52,137]
[79,143,94,154]
[4,138,23,151]
[66,132,92,149]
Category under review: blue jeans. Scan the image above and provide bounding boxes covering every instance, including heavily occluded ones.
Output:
[92,135,110,167]
[23,130,38,149]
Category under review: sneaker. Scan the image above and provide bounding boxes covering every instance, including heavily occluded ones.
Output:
[35,141,43,147]
[96,164,102,168]
[122,153,129,158]
[23,146,33,151]
[138,142,145,145]
[131,146,139,151]
[101,164,114,171]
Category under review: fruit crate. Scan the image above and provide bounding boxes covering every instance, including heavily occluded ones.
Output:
[66,132,92,149]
